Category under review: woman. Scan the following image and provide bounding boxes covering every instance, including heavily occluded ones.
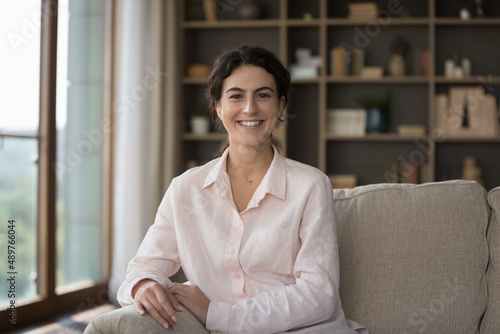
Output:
[85,46,366,333]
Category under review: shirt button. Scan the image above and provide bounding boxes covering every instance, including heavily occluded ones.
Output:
[236,222,242,227]
[228,248,235,255]
[234,273,241,280]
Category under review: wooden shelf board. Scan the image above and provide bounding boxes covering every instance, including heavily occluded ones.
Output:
[286,18,321,27]
[291,77,321,84]
[326,76,430,84]
[435,18,500,25]
[182,77,209,85]
[433,136,500,143]
[435,76,500,84]
[326,17,430,26]
[182,19,281,29]
[183,133,227,141]
[326,134,427,142]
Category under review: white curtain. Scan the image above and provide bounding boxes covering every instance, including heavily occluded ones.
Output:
[109,0,176,303]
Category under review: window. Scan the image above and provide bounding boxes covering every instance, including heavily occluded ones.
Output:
[0,0,112,329]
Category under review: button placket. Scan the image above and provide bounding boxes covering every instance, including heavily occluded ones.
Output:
[224,213,247,300]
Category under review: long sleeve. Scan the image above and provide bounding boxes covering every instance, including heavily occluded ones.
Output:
[117,181,181,306]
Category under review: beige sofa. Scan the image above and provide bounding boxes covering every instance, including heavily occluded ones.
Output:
[333,180,499,334]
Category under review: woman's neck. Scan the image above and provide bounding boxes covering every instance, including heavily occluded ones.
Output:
[226,144,274,183]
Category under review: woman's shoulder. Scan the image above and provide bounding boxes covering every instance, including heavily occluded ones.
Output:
[282,156,328,182]
[171,157,221,188]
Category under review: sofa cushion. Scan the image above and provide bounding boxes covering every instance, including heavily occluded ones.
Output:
[480,186,500,334]
[333,180,489,334]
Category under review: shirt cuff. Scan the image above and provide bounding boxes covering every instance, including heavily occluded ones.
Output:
[117,274,172,307]
[206,301,232,333]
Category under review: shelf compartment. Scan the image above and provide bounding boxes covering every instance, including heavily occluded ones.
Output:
[327,25,429,77]
[287,0,320,20]
[326,141,430,186]
[327,0,429,19]
[435,0,500,19]
[435,25,500,77]
[183,27,280,68]
[435,142,500,190]
[326,84,429,134]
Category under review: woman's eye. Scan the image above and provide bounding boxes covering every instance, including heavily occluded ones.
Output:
[258,93,270,98]
[229,94,242,99]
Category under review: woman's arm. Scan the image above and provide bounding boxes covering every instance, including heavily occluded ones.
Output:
[117,181,184,329]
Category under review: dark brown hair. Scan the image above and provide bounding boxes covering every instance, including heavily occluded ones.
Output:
[205,45,291,154]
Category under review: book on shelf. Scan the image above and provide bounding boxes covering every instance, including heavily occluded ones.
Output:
[330,45,365,77]
[348,2,379,19]
[202,0,218,21]
[360,66,383,78]
[327,109,366,136]
[438,86,500,138]
[387,162,421,184]
[414,48,430,76]
[350,47,365,76]
[330,46,349,77]
[329,174,358,189]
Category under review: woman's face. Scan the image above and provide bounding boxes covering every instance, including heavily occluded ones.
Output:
[215,65,284,150]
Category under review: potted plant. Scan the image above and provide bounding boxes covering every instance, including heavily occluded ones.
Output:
[189,107,212,135]
[357,93,391,133]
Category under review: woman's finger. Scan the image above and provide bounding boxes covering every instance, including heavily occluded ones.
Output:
[133,300,146,316]
[142,299,176,330]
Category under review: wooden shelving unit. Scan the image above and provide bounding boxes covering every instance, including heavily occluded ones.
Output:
[176,0,500,190]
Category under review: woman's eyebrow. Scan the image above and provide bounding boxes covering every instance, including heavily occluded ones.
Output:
[224,86,275,94]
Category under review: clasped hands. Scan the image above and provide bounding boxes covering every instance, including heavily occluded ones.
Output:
[132,279,210,330]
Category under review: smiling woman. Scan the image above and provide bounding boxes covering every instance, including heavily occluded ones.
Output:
[86,46,367,334]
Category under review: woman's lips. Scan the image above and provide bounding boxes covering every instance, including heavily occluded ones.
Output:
[237,120,264,127]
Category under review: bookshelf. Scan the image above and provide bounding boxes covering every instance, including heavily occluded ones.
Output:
[176,0,500,190]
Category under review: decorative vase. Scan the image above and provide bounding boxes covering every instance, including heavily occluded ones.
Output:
[365,108,389,133]
[462,156,484,185]
[190,117,211,134]
[389,54,406,76]
[236,0,261,20]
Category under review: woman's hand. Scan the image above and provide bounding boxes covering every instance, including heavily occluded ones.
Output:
[132,279,183,330]
[168,283,210,325]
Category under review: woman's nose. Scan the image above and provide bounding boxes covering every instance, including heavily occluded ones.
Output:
[243,97,257,113]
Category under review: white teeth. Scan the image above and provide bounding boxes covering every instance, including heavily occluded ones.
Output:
[239,121,262,126]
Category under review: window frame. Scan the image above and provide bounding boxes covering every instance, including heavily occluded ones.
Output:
[0,0,113,330]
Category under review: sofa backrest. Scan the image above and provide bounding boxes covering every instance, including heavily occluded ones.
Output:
[480,186,500,333]
[333,180,490,334]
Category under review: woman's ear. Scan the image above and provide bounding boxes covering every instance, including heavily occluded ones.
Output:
[214,101,222,119]
[279,96,286,114]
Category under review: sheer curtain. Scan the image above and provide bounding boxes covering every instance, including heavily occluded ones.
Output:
[109,0,177,302]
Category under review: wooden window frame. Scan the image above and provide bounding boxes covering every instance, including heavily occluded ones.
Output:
[0,0,114,330]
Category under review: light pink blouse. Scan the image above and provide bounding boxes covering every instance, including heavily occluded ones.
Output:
[117,146,366,334]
